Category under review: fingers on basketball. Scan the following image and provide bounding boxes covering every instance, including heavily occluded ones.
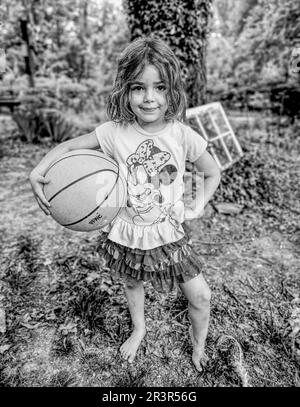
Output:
[38,175,50,184]
[36,195,51,215]
[37,177,51,207]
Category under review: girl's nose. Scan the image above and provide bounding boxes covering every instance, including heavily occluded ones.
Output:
[144,88,154,102]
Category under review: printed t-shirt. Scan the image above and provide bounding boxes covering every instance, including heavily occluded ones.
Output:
[95,120,207,249]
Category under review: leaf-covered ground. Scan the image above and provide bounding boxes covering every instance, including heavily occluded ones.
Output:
[0,113,299,387]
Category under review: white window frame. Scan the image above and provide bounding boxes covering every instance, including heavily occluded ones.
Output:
[186,102,243,171]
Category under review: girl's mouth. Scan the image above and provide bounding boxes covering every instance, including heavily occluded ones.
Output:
[140,107,158,112]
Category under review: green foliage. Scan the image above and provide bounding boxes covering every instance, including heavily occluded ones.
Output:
[40,109,81,143]
[1,0,129,121]
[212,115,300,214]
[269,84,300,119]
[213,148,282,209]
[7,75,109,142]
[211,0,300,86]
[233,0,299,83]
[12,108,81,144]
[207,0,300,115]
[124,0,213,106]
[12,92,81,144]
[213,0,259,39]
[206,34,235,95]
[12,110,44,143]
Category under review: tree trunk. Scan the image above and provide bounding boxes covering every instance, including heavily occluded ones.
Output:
[124,0,212,107]
[185,1,211,106]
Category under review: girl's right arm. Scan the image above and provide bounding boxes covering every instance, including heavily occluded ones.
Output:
[29,130,101,215]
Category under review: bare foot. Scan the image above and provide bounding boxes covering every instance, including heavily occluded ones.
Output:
[189,326,209,372]
[120,328,146,363]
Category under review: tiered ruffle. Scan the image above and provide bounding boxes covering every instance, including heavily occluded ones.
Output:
[96,230,205,293]
[100,214,186,250]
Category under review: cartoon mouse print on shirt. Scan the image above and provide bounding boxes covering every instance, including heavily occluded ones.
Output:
[125,139,181,229]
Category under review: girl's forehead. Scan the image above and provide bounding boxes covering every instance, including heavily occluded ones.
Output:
[132,64,167,84]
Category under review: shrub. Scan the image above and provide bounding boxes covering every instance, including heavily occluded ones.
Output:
[13,107,81,144]
[39,109,81,143]
[212,147,284,210]
[12,110,44,143]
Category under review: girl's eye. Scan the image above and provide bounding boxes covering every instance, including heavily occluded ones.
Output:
[131,85,166,92]
[131,86,143,92]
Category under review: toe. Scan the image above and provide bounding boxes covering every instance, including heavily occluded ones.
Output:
[202,354,209,366]
[192,357,203,372]
[195,364,203,373]
[128,354,135,363]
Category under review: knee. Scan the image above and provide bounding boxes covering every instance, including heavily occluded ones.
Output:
[124,276,143,290]
[190,286,211,310]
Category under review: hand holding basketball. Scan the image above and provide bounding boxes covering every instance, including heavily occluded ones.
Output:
[29,170,51,215]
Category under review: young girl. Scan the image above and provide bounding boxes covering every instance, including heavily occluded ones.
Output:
[29,37,221,372]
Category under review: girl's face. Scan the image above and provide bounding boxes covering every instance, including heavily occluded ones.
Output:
[129,64,168,132]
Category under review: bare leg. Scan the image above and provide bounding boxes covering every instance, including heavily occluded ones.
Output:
[179,274,211,372]
[120,276,146,363]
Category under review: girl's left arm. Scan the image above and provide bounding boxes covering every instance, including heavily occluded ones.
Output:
[185,150,221,220]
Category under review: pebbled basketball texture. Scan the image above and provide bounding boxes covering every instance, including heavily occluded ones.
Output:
[43,149,126,231]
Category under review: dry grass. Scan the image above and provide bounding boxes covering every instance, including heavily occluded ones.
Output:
[0,113,299,387]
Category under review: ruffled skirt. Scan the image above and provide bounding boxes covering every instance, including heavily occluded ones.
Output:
[96,225,205,293]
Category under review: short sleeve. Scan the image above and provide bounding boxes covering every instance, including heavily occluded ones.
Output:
[184,125,208,162]
[95,121,116,158]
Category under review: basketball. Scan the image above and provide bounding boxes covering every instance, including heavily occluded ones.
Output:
[43,149,126,232]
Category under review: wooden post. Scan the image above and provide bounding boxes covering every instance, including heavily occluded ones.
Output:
[20,18,35,87]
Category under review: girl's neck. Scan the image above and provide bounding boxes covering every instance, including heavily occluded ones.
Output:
[135,119,169,134]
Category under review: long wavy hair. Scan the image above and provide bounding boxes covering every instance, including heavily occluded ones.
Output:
[107,37,187,123]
